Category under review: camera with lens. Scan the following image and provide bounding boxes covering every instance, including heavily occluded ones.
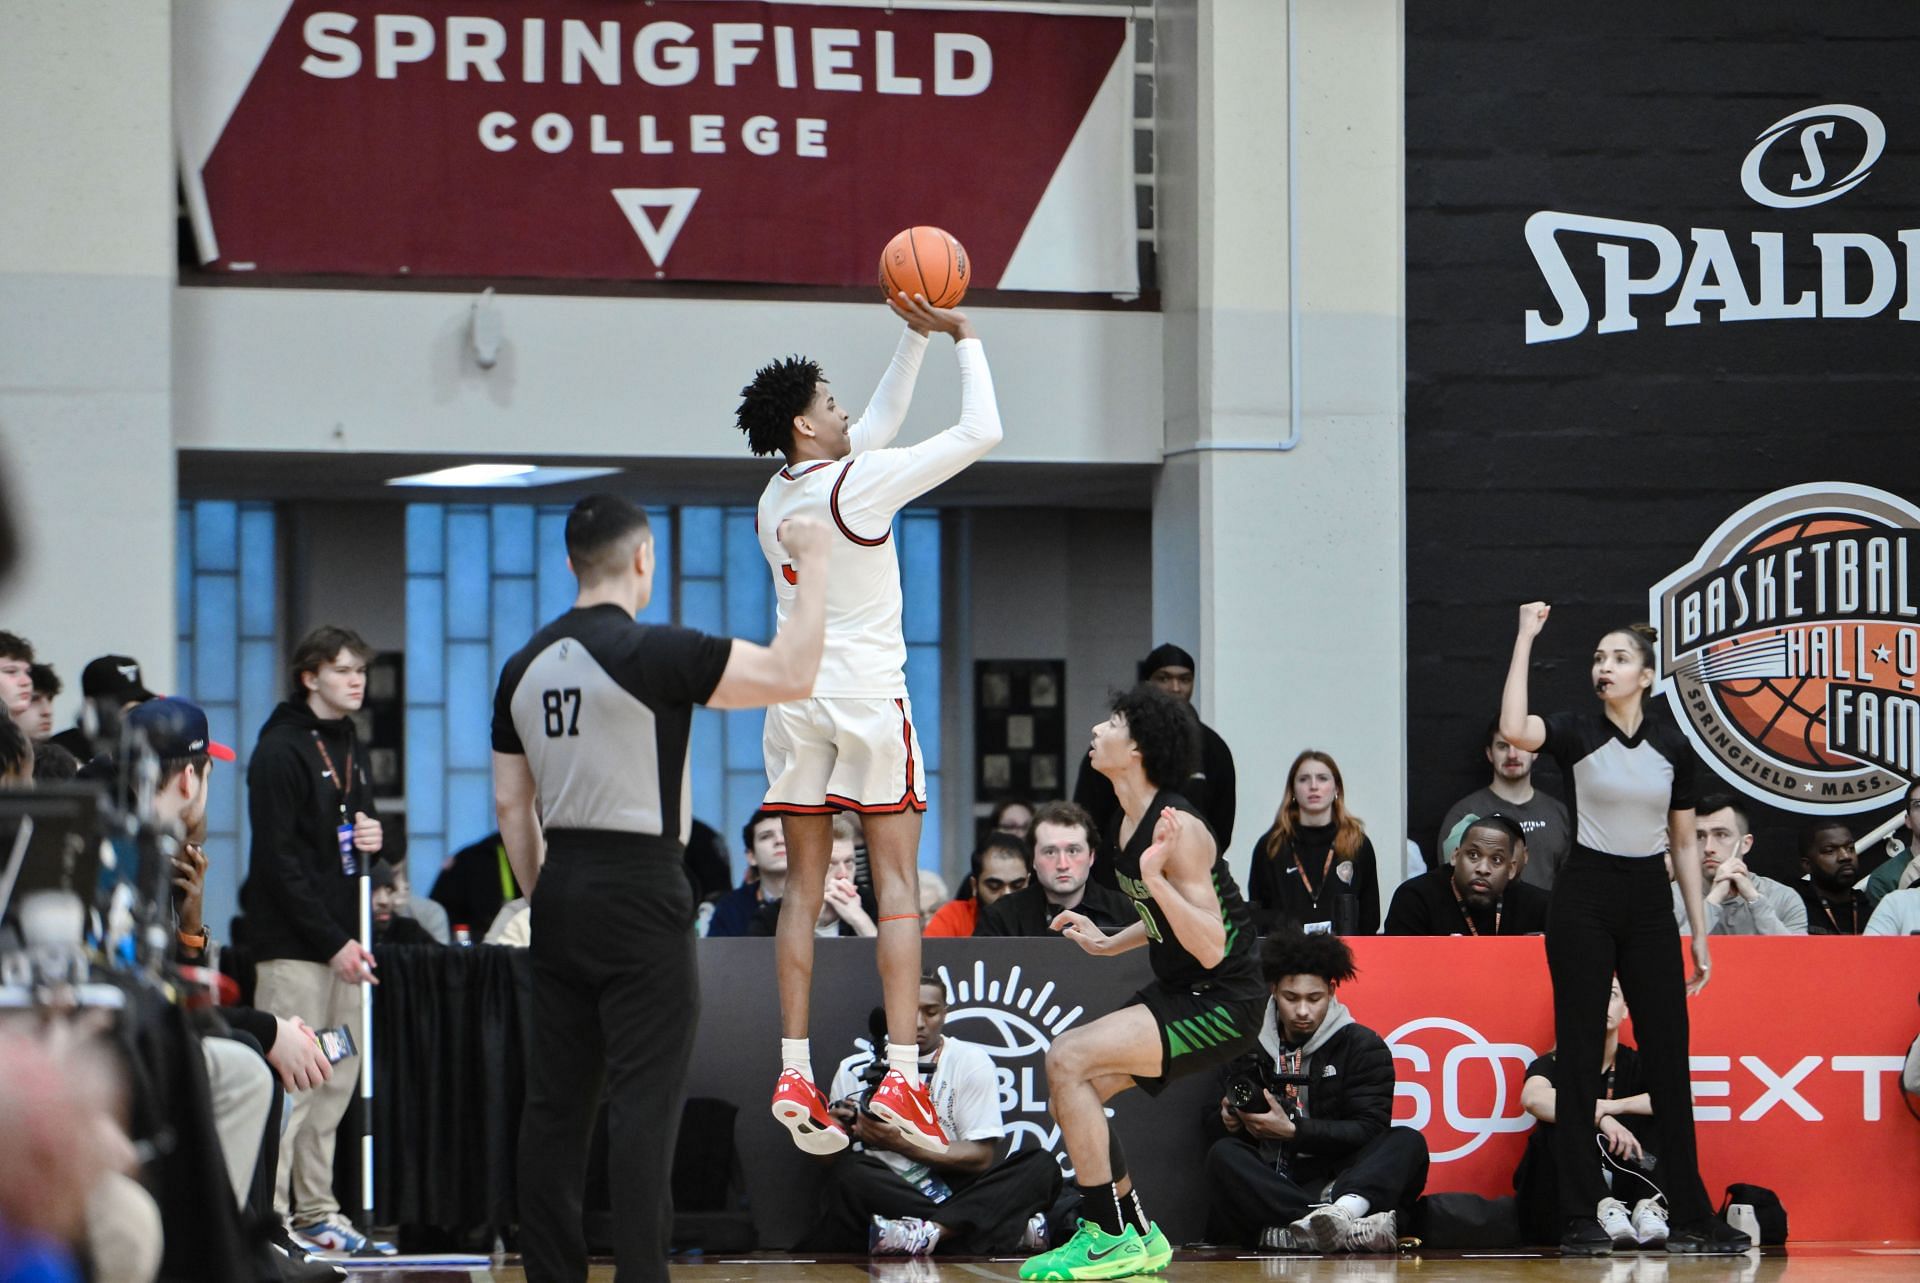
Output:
[1226,1051,1312,1115]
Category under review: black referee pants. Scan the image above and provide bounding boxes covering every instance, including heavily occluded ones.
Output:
[802,1149,1062,1254]
[519,845,698,1283]
[1545,848,1712,1227]
[1204,1127,1430,1246]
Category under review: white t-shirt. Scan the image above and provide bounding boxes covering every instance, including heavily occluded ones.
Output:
[757,332,1002,698]
[828,1036,1005,1185]
[1864,886,1920,936]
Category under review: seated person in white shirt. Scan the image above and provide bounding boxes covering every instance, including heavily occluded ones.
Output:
[1863,885,1920,935]
[802,976,1061,1256]
[1668,793,1805,935]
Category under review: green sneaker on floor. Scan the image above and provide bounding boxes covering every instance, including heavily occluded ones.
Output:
[1019,1220,1152,1281]
[1139,1223,1173,1273]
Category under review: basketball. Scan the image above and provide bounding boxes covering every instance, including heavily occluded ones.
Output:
[879,226,971,309]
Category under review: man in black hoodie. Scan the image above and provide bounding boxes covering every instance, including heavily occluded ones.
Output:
[1203,930,1428,1253]
[242,625,385,1254]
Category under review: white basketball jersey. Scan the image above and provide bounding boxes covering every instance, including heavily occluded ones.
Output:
[757,333,1002,698]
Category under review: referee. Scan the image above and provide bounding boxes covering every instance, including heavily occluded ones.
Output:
[493,494,830,1283]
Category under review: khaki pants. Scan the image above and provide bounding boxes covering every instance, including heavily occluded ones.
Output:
[256,958,364,1221]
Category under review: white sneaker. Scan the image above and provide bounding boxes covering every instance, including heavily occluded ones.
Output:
[1290,1204,1350,1253]
[1258,1225,1309,1252]
[869,1214,943,1257]
[1020,1211,1050,1252]
[1598,1198,1638,1250]
[1335,1211,1398,1254]
[1632,1198,1669,1249]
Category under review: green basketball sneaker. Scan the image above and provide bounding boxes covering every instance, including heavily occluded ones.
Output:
[1139,1222,1173,1273]
[1019,1220,1151,1281]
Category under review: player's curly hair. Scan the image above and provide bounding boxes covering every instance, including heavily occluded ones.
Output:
[736,355,825,458]
[1110,683,1199,790]
[1259,927,1359,987]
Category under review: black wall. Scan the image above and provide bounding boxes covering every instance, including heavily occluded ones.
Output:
[1406,2,1920,879]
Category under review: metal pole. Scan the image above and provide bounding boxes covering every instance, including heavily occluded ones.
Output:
[359,871,375,1231]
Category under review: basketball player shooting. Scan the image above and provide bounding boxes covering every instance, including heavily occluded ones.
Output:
[736,291,1002,1157]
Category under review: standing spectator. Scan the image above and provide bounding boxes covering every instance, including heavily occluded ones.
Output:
[923,833,1030,938]
[1794,821,1872,935]
[1864,782,1920,908]
[45,655,156,762]
[976,801,1133,937]
[1668,794,1804,936]
[1246,751,1380,935]
[1383,814,1548,936]
[241,625,385,1253]
[1436,720,1571,890]
[0,631,34,735]
[24,663,59,740]
[1074,644,1238,873]
[707,809,791,938]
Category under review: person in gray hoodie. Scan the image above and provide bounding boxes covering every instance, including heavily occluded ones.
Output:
[1202,930,1429,1253]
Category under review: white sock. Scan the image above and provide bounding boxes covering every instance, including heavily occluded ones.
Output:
[1334,1194,1370,1219]
[781,1038,812,1081]
[887,1043,920,1087]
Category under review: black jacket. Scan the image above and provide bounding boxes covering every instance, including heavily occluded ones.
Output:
[974,879,1137,937]
[1383,867,1551,936]
[1205,1009,1395,1189]
[241,701,379,964]
[1245,825,1382,936]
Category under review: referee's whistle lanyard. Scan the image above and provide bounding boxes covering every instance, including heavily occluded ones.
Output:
[1449,877,1501,937]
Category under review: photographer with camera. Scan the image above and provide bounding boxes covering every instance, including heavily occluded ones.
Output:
[1515,977,1667,1250]
[1203,930,1428,1253]
[805,976,1060,1257]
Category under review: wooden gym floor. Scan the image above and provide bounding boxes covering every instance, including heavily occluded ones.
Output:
[348,1244,1920,1282]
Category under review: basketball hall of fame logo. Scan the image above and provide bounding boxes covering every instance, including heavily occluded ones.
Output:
[932,960,1086,1172]
[1651,482,1920,814]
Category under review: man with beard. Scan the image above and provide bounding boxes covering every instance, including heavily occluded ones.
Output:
[1794,822,1872,935]
[1436,720,1570,889]
[1383,814,1548,936]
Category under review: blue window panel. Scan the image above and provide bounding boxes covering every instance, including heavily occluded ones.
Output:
[238,640,279,754]
[405,706,446,835]
[407,837,446,905]
[680,506,723,577]
[406,505,444,575]
[491,576,535,683]
[193,501,239,572]
[536,510,573,625]
[725,707,766,772]
[724,771,766,854]
[906,645,941,772]
[406,577,446,703]
[176,507,194,633]
[689,709,723,828]
[682,579,723,637]
[921,774,942,870]
[192,575,239,702]
[448,770,495,851]
[900,512,941,644]
[445,642,493,770]
[238,506,277,637]
[445,510,492,640]
[637,507,673,626]
[724,510,772,641]
[491,506,535,576]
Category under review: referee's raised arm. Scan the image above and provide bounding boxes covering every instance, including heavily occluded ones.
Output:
[707,516,832,708]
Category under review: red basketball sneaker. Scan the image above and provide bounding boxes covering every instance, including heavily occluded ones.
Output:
[771,1069,849,1155]
[867,1069,950,1153]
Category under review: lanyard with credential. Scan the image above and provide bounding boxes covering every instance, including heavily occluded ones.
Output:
[1295,846,1335,901]
[1449,877,1500,937]
[310,731,355,823]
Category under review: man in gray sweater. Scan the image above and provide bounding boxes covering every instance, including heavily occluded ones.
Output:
[1669,793,1804,935]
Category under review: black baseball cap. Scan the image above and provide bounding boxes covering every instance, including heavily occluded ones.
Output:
[80,655,156,705]
[125,696,236,763]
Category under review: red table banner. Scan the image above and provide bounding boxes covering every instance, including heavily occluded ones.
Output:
[175,0,1141,292]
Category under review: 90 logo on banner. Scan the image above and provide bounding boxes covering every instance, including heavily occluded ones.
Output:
[1386,1017,1537,1162]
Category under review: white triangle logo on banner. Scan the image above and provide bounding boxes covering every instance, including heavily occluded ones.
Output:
[611,188,701,268]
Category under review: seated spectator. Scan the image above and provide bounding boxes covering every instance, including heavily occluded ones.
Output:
[24,662,59,741]
[916,869,950,927]
[31,740,79,783]
[1203,930,1426,1252]
[1246,751,1380,935]
[1667,794,1804,935]
[814,815,878,938]
[1864,885,1920,935]
[429,830,520,943]
[1383,814,1547,936]
[1514,979,1667,1250]
[45,654,156,763]
[1795,821,1872,935]
[379,855,449,944]
[371,863,438,946]
[806,976,1060,1256]
[1865,782,1920,908]
[975,801,1133,937]
[707,810,789,938]
[988,798,1034,843]
[0,717,29,787]
[1436,720,1570,889]
[924,833,1030,938]
[0,631,34,738]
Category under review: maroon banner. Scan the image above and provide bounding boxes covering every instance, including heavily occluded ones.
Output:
[183,1,1131,287]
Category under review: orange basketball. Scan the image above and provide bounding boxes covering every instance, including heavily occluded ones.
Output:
[879,226,970,309]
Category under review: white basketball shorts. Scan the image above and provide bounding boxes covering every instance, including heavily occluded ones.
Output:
[761,696,927,814]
